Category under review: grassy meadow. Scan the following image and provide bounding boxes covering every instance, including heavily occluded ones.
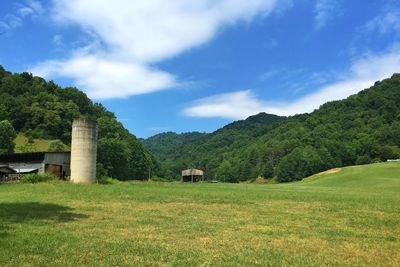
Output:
[0,162,399,266]
[13,134,69,153]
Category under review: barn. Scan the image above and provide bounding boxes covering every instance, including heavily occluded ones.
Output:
[181,169,204,182]
[0,152,71,180]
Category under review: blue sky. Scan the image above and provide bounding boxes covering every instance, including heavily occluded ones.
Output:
[1,0,400,138]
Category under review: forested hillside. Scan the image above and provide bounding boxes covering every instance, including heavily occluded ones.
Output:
[0,65,157,180]
[144,113,287,180]
[144,74,400,182]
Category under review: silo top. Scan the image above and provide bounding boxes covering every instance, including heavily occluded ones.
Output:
[72,118,97,128]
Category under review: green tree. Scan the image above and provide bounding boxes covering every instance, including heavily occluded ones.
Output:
[48,140,66,152]
[0,120,16,154]
[263,161,274,179]
[276,146,323,182]
[97,138,130,180]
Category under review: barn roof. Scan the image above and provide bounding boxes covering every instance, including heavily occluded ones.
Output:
[182,169,204,176]
[0,152,70,163]
[0,165,16,174]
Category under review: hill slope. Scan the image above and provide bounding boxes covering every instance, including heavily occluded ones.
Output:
[0,65,156,180]
[300,162,400,191]
[144,74,400,182]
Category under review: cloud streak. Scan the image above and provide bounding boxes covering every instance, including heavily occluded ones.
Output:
[31,0,279,99]
[365,9,400,34]
[314,0,338,29]
[0,1,43,32]
[184,47,400,119]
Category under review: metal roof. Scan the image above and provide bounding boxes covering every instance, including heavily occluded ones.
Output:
[0,165,16,174]
[0,152,70,163]
[182,169,204,176]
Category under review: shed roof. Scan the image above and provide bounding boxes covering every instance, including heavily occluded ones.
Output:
[0,152,70,163]
[0,165,16,174]
[182,169,204,176]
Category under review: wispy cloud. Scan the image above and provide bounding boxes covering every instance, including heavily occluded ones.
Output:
[31,0,281,99]
[314,0,339,29]
[0,1,43,32]
[184,47,400,119]
[365,9,400,35]
[147,126,170,132]
[18,0,44,18]
[52,34,63,47]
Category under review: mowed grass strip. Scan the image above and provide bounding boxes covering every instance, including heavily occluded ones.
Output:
[0,163,399,266]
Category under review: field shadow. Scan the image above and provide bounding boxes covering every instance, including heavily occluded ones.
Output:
[0,202,89,223]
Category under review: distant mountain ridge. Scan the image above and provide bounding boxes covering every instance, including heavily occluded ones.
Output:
[144,74,400,182]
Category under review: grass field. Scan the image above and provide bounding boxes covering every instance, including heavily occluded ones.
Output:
[0,162,399,266]
[14,134,69,153]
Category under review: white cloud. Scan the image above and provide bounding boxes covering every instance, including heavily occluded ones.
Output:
[314,0,338,29]
[31,0,279,99]
[184,48,400,119]
[365,10,400,34]
[18,0,44,17]
[32,54,177,99]
[184,90,265,119]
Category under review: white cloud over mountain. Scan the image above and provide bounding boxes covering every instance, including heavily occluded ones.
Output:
[31,0,278,99]
[184,47,400,119]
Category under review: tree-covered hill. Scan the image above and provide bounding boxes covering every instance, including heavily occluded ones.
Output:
[0,65,156,180]
[144,74,400,182]
[144,113,287,180]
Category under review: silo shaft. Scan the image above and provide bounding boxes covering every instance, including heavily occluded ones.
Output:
[70,119,97,183]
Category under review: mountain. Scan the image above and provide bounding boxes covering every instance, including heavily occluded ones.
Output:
[144,113,287,180]
[144,74,400,182]
[0,65,156,180]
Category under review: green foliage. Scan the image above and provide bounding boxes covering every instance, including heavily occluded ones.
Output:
[48,140,66,152]
[276,146,323,182]
[20,173,58,184]
[0,120,16,154]
[356,154,372,165]
[97,176,119,185]
[0,66,156,180]
[144,74,400,182]
[263,161,274,179]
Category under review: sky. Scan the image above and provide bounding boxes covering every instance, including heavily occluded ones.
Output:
[1,0,400,138]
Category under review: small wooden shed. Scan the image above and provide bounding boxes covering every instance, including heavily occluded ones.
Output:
[181,169,204,183]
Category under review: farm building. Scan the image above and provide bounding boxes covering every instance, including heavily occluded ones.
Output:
[181,169,204,182]
[0,152,71,180]
[0,165,16,182]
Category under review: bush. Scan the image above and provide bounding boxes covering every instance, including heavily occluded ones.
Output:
[97,176,119,185]
[48,140,66,152]
[20,173,58,184]
[356,155,372,165]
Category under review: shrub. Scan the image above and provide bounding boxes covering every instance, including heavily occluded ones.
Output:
[97,176,119,185]
[356,155,372,165]
[20,173,58,184]
[48,140,66,152]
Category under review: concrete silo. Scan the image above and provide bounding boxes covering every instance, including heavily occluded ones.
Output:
[70,118,98,183]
